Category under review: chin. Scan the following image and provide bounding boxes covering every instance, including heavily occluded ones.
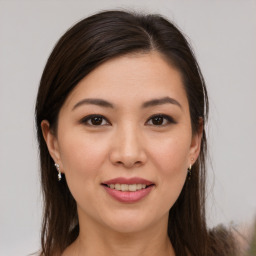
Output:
[99,209,162,234]
[106,220,150,234]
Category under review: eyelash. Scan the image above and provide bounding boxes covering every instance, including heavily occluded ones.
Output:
[146,114,176,126]
[80,114,176,127]
[80,114,110,126]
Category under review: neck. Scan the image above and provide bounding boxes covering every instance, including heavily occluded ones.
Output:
[68,213,175,256]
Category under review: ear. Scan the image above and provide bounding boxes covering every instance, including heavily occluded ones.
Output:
[41,120,62,167]
[189,118,204,164]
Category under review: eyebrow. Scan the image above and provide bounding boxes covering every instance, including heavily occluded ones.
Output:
[72,96,182,110]
[142,97,182,109]
[72,98,114,110]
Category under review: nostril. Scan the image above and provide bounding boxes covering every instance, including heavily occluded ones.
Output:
[114,160,141,168]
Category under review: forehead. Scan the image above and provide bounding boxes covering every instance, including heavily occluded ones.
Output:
[63,51,188,110]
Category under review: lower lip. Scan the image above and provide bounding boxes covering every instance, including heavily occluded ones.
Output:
[102,185,154,203]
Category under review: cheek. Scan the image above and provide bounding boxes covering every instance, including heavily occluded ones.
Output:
[57,132,111,214]
[58,131,109,182]
[147,133,190,207]
[149,133,190,175]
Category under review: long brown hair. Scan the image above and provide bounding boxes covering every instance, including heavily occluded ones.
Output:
[35,10,237,256]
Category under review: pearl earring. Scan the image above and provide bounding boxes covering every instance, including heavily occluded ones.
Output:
[54,163,62,181]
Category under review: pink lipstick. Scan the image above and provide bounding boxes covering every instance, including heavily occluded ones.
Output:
[101,177,155,203]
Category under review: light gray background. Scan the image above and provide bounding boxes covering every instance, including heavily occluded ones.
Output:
[0,0,255,255]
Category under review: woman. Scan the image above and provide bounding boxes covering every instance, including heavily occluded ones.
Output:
[35,10,237,256]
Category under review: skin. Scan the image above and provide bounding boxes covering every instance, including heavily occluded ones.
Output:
[42,51,202,256]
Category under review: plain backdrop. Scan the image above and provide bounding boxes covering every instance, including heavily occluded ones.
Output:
[0,0,256,255]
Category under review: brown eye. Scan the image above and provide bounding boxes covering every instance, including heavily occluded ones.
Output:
[81,115,109,126]
[146,114,176,126]
[152,116,164,125]
[91,116,103,125]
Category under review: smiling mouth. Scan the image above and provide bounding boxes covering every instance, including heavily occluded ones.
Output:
[101,183,154,192]
[101,177,155,203]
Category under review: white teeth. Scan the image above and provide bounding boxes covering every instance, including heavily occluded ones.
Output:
[115,184,121,190]
[129,184,137,192]
[107,184,149,191]
[136,184,142,190]
[121,184,128,191]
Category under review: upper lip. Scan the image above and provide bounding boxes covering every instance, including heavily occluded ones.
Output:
[102,177,154,186]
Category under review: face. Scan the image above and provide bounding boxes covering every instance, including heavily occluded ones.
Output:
[42,51,201,234]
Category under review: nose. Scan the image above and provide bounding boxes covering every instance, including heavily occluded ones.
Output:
[109,125,147,168]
